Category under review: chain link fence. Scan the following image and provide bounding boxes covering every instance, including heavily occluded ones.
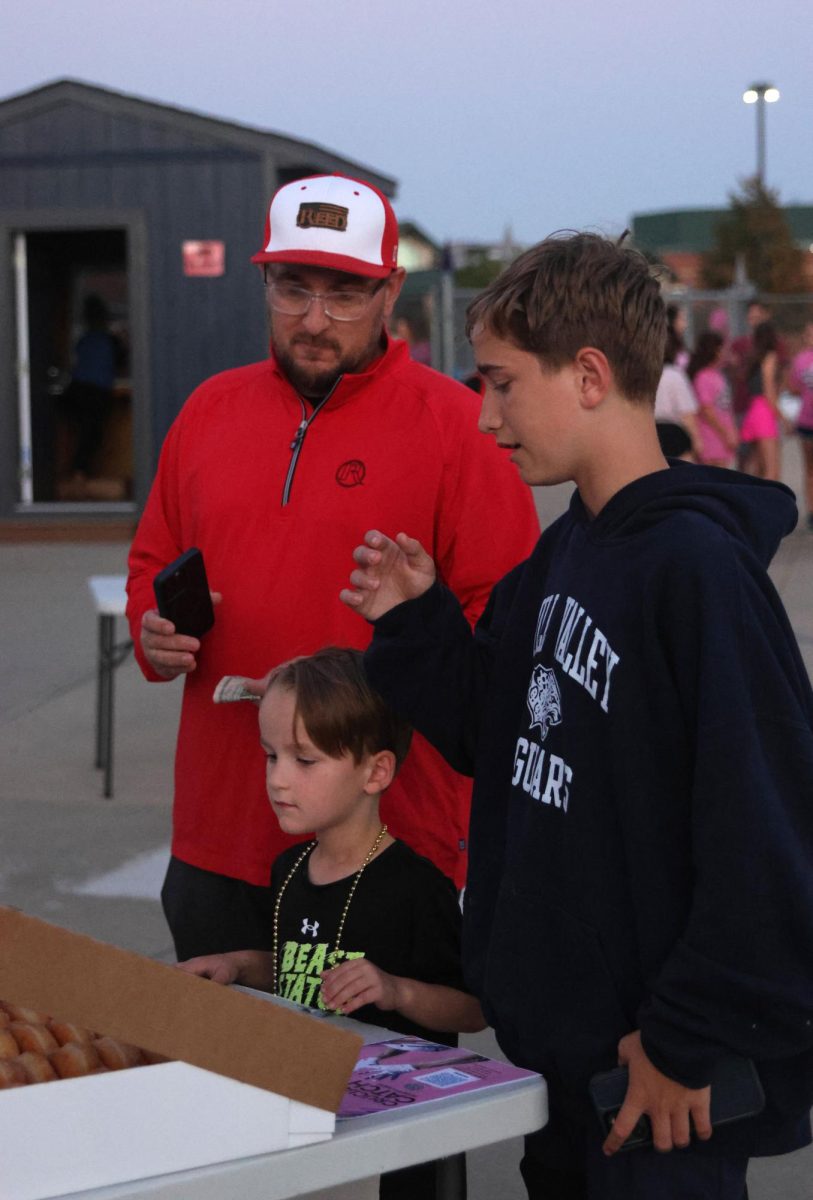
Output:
[664,288,813,353]
[394,273,813,380]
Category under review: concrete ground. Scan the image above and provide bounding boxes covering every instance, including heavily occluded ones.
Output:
[1,445,812,1198]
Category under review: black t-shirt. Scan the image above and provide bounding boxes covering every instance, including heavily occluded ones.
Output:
[270,839,465,1042]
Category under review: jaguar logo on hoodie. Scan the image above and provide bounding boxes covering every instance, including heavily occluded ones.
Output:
[527,664,562,740]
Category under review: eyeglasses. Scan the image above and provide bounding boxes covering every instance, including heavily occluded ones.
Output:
[263,274,386,322]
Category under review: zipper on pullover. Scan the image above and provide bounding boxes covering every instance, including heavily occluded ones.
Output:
[289,420,307,452]
[281,378,341,507]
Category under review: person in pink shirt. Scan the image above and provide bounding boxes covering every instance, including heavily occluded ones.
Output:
[739,322,784,481]
[687,332,738,467]
[789,320,813,530]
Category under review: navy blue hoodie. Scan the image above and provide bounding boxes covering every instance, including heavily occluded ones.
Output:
[365,463,813,1156]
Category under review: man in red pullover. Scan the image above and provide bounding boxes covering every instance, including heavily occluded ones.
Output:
[127,174,539,959]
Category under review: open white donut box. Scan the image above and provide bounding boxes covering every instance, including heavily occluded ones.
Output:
[0,907,363,1200]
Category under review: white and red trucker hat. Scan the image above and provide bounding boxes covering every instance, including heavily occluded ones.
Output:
[251,174,398,278]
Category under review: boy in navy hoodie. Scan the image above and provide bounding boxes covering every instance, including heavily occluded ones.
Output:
[339,233,813,1200]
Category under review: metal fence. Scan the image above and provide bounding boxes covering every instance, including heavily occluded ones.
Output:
[663,288,813,353]
[394,275,813,380]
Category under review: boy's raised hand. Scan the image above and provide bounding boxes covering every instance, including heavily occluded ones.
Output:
[340,530,436,621]
[602,1030,712,1156]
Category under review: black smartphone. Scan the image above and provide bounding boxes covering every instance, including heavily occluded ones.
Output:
[589,1055,765,1151]
[153,548,215,639]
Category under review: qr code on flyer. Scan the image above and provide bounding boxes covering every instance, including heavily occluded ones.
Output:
[417,1068,478,1088]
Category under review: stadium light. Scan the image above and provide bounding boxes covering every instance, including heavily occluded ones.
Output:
[742,82,780,183]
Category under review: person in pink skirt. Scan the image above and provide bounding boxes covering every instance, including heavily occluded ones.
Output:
[739,321,784,480]
[687,331,738,467]
[788,319,813,530]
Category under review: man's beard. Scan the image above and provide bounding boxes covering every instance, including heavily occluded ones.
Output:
[271,328,385,401]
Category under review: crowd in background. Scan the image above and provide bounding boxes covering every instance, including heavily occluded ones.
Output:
[655,300,813,530]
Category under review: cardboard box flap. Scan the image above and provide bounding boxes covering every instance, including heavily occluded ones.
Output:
[0,907,362,1113]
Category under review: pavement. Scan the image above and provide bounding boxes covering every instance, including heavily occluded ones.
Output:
[1,446,812,1199]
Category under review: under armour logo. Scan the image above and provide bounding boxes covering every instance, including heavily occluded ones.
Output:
[301,918,320,937]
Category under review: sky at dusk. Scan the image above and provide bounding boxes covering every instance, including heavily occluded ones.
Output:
[2,0,809,246]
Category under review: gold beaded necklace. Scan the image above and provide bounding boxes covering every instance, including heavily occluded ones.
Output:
[271,823,388,997]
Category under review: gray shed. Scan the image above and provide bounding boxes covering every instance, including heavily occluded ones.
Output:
[0,79,396,522]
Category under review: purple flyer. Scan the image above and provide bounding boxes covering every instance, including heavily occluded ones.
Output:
[338,1036,539,1119]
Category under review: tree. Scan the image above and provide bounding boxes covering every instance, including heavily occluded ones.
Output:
[454,251,506,289]
[701,177,806,293]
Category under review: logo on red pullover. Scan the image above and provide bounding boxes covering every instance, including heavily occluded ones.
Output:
[336,460,366,487]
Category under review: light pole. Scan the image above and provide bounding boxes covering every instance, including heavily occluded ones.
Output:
[742,82,780,185]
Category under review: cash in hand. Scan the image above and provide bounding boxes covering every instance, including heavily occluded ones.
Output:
[213,676,261,704]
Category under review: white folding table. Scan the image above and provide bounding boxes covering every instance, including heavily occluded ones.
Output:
[55,1076,545,1200]
[52,1004,548,1200]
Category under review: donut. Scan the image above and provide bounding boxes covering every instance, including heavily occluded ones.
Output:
[2,1003,50,1024]
[17,1051,58,1084]
[0,1059,27,1088]
[10,1022,58,1054]
[50,1041,102,1079]
[0,1028,20,1059]
[93,1037,144,1070]
[48,1020,94,1046]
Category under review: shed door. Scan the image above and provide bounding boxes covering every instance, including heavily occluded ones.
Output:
[15,228,133,507]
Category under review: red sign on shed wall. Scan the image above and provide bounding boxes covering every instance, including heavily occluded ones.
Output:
[182,241,225,277]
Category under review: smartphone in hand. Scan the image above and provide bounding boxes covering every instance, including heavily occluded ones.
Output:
[153,548,215,639]
[589,1055,765,1151]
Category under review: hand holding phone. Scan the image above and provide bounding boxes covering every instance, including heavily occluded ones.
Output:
[591,1040,764,1155]
[141,549,217,680]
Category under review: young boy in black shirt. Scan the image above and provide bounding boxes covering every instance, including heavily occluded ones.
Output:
[180,646,483,1041]
[340,234,813,1199]
[181,647,484,1200]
